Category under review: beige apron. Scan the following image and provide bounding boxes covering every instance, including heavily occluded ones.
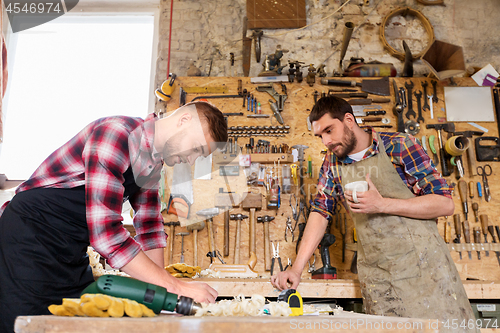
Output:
[337,133,478,333]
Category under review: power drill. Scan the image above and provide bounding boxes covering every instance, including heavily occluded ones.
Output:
[82,275,201,316]
[311,233,337,279]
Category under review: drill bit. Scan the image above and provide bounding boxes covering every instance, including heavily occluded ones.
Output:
[453,214,463,260]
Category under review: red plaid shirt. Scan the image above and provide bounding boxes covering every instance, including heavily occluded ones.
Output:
[0,114,166,268]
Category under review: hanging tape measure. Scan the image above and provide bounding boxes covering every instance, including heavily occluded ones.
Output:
[278,289,303,316]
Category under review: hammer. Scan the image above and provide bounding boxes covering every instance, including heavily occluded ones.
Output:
[230,213,248,264]
[164,221,180,265]
[186,220,205,267]
[453,130,484,177]
[176,232,190,264]
[215,188,240,258]
[426,123,455,177]
[196,208,224,264]
[257,215,275,271]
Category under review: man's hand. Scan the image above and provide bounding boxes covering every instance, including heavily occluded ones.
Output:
[175,279,218,304]
[270,269,301,291]
[344,174,388,214]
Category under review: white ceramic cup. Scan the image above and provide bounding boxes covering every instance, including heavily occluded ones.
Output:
[344,181,369,203]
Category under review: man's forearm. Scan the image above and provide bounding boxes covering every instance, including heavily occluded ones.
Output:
[120,251,181,293]
[291,212,329,274]
[144,247,165,268]
[381,194,454,219]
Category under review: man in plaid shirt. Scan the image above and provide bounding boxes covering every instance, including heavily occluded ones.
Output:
[271,96,477,331]
[0,101,226,332]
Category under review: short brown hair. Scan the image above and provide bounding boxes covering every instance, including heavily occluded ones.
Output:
[309,96,355,123]
[191,101,228,147]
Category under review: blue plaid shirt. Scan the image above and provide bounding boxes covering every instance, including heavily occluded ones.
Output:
[310,128,452,222]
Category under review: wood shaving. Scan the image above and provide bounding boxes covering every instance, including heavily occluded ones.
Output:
[195,294,291,317]
[303,303,343,315]
[87,247,129,278]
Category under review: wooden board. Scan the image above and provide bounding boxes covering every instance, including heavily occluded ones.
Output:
[15,313,440,333]
[159,76,500,288]
[198,278,500,300]
[247,0,306,29]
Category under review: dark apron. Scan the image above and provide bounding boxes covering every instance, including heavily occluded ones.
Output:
[338,134,478,333]
[0,167,140,333]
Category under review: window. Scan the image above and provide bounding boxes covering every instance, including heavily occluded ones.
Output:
[0,13,157,180]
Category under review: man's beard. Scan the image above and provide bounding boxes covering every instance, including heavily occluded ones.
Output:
[162,128,187,166]
[327,124,357,159]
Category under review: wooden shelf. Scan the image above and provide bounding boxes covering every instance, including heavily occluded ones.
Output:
[199,278,500,300]
[213,152,294,165]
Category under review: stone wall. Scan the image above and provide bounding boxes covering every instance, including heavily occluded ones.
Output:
[154,0,500,110]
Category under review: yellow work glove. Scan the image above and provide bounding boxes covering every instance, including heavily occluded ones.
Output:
[48,293,157,318]
[165,263,201,278]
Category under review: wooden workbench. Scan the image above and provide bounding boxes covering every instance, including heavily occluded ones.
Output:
[15,313,441,333]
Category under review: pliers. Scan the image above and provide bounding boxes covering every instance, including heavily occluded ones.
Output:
[290,194,308,232]
[271,242,283,276]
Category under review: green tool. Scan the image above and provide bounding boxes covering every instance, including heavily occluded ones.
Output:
[307,155,312,178]
[428,135,439,166]
[82,275,201,316]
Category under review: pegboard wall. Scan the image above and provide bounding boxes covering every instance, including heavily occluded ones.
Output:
[160,76,500,283]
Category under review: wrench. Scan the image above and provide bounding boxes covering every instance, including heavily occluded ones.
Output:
[421,81,430,111]
[431,80,438,103]
[414,90,425,124]
[428,94,434,119]
[405,81,416,120]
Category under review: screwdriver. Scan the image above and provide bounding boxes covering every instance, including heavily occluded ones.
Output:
[472,202,479,222]
[473,227,481,260]
[469,181,475,200]
[480,214,490,257]
[463,220,472,260]
[453,214,463,260]
[458,180,469,221]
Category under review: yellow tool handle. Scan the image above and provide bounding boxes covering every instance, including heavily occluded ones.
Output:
[469,181,475,199]
[291,164,298,186]
[353,227,357,242]
[480,214,489,235]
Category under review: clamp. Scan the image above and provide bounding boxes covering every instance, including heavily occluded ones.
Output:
[256,84,287,111]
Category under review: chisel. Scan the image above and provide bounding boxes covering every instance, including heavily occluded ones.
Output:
[473,227,481,260]
[453,214,463,260]
[444,217,452,244]
[458,180,469,221]
[480,215,490,256]
[348,97,391,105]
[463,220,472,260]
[488,223,500,266]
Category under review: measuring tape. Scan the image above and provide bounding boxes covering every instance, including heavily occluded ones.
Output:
[278,289,303,316]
